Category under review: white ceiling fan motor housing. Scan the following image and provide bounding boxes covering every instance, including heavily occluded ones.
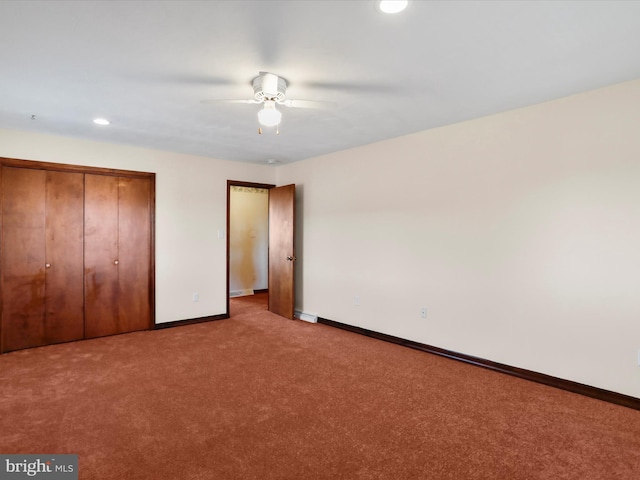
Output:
[253,72,287,102]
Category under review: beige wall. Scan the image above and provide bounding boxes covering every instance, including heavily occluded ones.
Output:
[229,186,269,293]
[2,78,639,398]
[0,128,276,323]
[277,79,640,398]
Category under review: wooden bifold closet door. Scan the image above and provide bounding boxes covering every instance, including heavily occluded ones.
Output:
[0,160,154,353]
[1,167,84,352]
[84,174,152,338]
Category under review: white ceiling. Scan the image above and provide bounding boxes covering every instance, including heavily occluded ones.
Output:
[1,0,640,165]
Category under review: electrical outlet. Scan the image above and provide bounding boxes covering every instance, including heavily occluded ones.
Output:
[193,292,199,302]
[420,307,427,319]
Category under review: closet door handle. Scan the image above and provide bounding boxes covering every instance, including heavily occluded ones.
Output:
[114,260,119,265]
[45,263,51,269]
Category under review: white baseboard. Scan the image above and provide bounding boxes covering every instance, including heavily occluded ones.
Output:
[230,289,254,298]
[294,310,318,323]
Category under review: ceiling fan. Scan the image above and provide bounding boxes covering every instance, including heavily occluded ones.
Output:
[201,71,327,134]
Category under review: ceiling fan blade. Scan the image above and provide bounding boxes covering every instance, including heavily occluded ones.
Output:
[280,99,334,109]
[125,72,236,87]
[300,81,396,94]
[200,99,260,105]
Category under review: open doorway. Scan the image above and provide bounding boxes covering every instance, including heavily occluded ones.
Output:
[226,180,275,316]
[226,180,297,319]
[229,185,269,296]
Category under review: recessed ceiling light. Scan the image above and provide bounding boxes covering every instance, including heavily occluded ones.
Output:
[93,118,110,126]
[377,0,408,14]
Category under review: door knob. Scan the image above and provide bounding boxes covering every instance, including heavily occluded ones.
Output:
[45,263,51,269]
[114,260,119,265]
[286,256,296,261]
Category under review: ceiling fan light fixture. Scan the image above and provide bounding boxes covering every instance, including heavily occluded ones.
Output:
[377,0,408,14]
[257,100,282,127]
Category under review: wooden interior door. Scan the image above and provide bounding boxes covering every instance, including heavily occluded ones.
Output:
[117,176,152,333]
[268,184,296,319]
[44,170,84,344]
[1,167,47,351]
[84,174,120,338]
[85,174,152,337]
[1,167,84,352]
[1,159,154,351]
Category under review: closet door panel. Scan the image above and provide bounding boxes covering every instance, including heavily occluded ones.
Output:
[1,160,154,353]
[84,174,119,338]
[1,167,46,351]
[118,177,152,332]
[45,171,84,343]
